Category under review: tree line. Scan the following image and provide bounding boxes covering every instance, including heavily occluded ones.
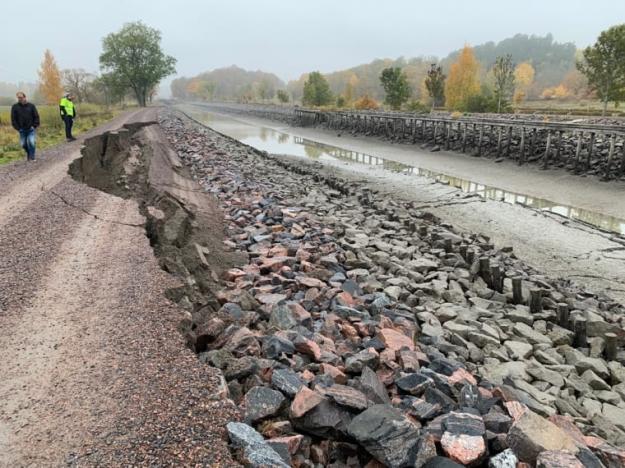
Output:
[4,22,176,108]
[171,27,625,115]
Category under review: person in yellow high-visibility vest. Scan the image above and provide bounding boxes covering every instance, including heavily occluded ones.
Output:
[59,93,77,142]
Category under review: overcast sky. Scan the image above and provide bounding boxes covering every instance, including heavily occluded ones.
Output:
[2,0,623,95]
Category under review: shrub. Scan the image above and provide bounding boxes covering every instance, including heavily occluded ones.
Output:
[354,95,379,110]
[406,100,429,113]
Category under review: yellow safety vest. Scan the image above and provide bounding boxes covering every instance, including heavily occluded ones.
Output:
[60,97,75,117]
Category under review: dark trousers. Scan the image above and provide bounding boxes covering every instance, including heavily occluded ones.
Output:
[63,116,74,139]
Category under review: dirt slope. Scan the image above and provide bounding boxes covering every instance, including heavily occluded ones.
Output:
[0,109,237,467]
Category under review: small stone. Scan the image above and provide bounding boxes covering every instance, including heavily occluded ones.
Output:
[488,448,518,468]
[395,373,433,396]
[440,432,486,465]
[322,384,370,410]
[224,327,261,357]
[293,335,322,361]
[271,368,304,396]
[536,450,583,468]
[575,357,610,380]
[290,386,324,418]
[321,363,347,384]
[444,412,485,437]
[227,422,289,468]
[504,341,533,360]
[244,386,286,423]
[345,347,380,373]
[360,366,391,405]
[379,328,415,352]
[512,323,552,345]
[581,369,610,391]
[483,411,512,434]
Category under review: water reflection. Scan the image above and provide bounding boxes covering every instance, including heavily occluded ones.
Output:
[184,107,625,235]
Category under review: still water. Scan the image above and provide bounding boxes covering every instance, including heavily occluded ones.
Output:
[182,107,625,236]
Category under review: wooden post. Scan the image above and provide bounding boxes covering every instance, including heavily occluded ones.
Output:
[466,249,475,264]
[497,126,503,157]
[479,257,491,286]
[462,123,468,153]
[542,130,552,169]
[505,126,512,158]
[412,119,417,142]
[490,264,503,292]
[621,137,625,176]
[574,317,588,348]
[529,289,542,314]
[605,134,616,180]
[418,225,428,237]
[575,131,583,171]
[421,120,426,140]
[605,332,618,361]
[444,238,452,252]
[518,127,526,165]
[512,277,524,304]
[476,124,484,157]
[445,123,451,150]
[555,130,563,162]
[557,303,569,329]
[432,121,438,144]
[585,132,595,171]
[529,128,536,159]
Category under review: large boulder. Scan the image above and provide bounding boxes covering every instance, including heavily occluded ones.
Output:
[347,404,421,467]
[507,411,578,463]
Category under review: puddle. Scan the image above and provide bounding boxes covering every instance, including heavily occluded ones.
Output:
[182,107,625,236]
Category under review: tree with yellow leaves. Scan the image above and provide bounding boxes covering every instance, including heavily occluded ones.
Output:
[445,45,480,110]
[38,49,63,104]
[513,62,535,104]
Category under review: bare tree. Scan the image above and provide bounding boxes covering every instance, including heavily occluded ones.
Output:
[62,68,95,103]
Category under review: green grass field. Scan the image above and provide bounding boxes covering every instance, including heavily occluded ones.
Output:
[0,103,123,165]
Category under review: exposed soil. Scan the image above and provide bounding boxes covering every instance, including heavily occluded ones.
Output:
[0,109,240,467]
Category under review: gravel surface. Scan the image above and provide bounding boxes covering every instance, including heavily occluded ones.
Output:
[0,109,239,467]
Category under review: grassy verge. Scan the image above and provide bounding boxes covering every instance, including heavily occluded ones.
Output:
[0,103,128,165]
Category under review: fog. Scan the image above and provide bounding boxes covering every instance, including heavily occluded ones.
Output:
[1,0,622,95]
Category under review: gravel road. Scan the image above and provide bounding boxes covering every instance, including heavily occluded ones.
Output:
[0,109,238,467]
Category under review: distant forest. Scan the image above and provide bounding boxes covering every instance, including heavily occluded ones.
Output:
[173,33,583,105]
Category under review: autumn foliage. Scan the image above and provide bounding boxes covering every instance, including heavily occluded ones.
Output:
[353,95,379,110]
[445,45,480,110]
[513,62,535,103]
[38,49,63,105]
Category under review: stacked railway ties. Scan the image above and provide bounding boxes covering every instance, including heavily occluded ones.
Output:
[199,103,625,181]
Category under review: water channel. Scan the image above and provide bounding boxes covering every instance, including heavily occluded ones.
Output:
[181,107,625,236]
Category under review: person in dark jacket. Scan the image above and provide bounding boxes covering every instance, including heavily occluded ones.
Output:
[11,92,40,161]
[59,92,76,141]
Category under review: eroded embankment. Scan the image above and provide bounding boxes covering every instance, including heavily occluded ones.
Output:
[70,121,244,351]
[158,109,625,467]
[70,112,625,467]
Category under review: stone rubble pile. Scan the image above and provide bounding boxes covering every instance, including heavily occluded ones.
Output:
[159,110,625,467]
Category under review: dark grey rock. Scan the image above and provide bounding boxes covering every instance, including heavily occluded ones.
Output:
[396,373,433,396]
[348,404,421,468]
[226,422,289,468]
[244,386,286,423]
[263,335,295,359]
[271,368,304,397]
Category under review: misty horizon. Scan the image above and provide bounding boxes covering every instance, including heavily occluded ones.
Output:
[2,0,624,97]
